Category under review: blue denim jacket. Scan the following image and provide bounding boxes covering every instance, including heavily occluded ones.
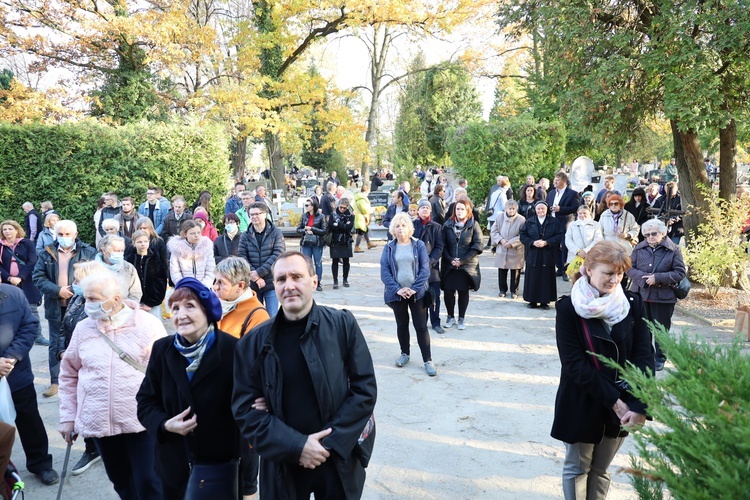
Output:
[380,238,430,304]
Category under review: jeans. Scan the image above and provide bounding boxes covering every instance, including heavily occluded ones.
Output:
[258,288,279,318]
[301,244,323,284]
[428,282,441,327]
[669,236,681,245]
[388,296,431,362]
[29,302,43,339]
[562,437,625,500]
[94,431,162,500]
[48,310,64,385]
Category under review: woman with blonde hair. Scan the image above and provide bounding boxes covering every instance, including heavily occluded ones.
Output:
[35,212,61,256]
[553,241,654,499]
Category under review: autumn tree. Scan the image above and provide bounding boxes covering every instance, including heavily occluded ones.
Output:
[497,0,750,232]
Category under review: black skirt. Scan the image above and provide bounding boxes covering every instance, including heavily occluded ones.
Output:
[329,243,353,259]
[442,269,473,291]
[523,264,557,304]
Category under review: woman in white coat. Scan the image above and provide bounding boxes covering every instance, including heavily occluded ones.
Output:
[167,219,215,288]
[490,200,525,298]
[565,205,604,264]
[598,194,639,256]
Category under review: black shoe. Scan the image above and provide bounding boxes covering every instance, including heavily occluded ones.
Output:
[540,303,550,310]
[333,281,339,290]
[37,468,59,485]
[343,280,350,287]
[655,359,665,371]
[484,243,492,250]
[562,275,570,282]
[316,284,323,292]
[35,336,50,346]
[434,325,445,334]
[556,271,565,277]
[527,303,539,309]
[72,451,101,475]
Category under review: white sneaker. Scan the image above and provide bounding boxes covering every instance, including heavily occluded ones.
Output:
[424,361,437,377]
[457,318,466,330]
[444,317,456,328]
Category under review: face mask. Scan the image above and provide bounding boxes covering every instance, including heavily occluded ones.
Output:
[58,236,74,248]
[85,299,114,320]
[72,284,83,295]
[225,223,238,233]
[108,252,124,265]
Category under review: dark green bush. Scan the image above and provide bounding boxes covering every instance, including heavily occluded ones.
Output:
[0,120,230,244]
[446,117,565,205]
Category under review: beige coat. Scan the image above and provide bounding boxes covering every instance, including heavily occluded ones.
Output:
[490,213,526,269]
[599,209,639,255]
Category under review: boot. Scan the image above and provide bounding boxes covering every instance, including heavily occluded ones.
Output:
[354,246,364,253]
[367,242,376,249]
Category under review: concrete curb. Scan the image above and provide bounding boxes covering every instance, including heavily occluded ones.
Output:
[675,304,716,326]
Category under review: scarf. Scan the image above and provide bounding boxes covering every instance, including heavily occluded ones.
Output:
[173,327,216,381]
[95,253,124,272]
[571,274,630,327]
[220,289,255,317]
[419,215,431,225]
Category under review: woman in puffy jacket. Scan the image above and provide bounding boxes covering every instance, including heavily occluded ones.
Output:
[626,218,686,371]
[58,270,166,499]
[168,220,215,288]
[440,197,483,330]
[296,197,327,291]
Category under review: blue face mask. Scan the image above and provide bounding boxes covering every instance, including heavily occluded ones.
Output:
[57,236,75,248]
[72,284,83,296]
[108,252,124,265]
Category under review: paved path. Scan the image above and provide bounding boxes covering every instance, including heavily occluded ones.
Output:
[16,239,732,499]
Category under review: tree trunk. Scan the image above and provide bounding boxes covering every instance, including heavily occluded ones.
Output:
[265,131,284,190]
[671,119,709,239]
[362,87,380,180]
[719,117,737,201]
[361,24,391,181]
[230,135,247,181]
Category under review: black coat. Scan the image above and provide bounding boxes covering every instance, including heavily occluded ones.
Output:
[519,217,563,268]
[328,210,353,259]
[125,236,168,281]
[137,330,241,496]
[127,249,168,308]
[551,294,654,444]
[545,187,580,225]
[430,196,446,225]
[413,218,444,283]
[0,239,41,304]
[24,209,44,242]
[296,212,328,248]
[232,303,377,500]
[214,233,241,264]
[238,221,286,294]
[60,294,86,360]
[653,195,684,238]
[440,218,483,291]
[320,193,337,217]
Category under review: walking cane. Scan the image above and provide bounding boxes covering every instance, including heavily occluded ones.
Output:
[56,432,77,500]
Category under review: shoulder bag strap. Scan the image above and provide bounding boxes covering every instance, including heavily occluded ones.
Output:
[240,306,266,338]
[3,245,27,267]
[580,318,600,371]
[97,329,147,373]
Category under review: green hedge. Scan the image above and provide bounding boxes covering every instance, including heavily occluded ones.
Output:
[0,120,230,244]
[446,116,566,206]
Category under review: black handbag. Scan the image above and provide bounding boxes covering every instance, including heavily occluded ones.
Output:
[302,233,318,246]
[184,460,239,500]
[672,276,691,299]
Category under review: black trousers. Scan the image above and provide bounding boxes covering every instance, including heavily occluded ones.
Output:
[645,301,675,361]
[10,383,52,474]
[94,431,162,500]
[428,282,442,327]
[331,258,350,282]
[444,290,470,319]
[388,296,431,362]
[289,460,345,499]
[498,269,521,294]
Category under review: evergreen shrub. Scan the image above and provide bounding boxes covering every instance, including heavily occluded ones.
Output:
[0,121,229,244]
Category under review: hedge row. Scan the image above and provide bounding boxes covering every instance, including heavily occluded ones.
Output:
[446,116,566,205]
[0,120,230,244]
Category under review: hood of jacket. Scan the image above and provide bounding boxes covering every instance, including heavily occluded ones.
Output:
[167,235,213,260]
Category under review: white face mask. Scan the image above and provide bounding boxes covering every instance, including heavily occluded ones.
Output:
[225,223,238,233]
[85,299,114,320]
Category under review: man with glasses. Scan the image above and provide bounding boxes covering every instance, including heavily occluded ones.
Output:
[138,187,167,235]
[238,203,286,317]
[97,192,121,237]
[225,181,246,215]
[235,191,255,232]
[545,172,580,279]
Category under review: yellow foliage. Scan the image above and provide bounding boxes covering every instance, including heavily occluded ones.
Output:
[0,82,78,124]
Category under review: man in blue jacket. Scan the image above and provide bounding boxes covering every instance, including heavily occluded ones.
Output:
[0,284,59,485]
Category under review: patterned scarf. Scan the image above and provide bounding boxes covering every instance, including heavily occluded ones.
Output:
[570,274,630,327]
[173,327,216,381]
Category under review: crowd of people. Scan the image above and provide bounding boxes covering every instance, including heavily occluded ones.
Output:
[0,165,690,499]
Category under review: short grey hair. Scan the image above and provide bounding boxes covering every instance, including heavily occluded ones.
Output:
[98,234,125,253]
[641,218,667,235]
[505,200,518,210]
[388,212,415,238]
[80,269,127,300]
[22,202,33,210]
[55,220,77,234]
[102,219,120,231]
[215,256,253,286]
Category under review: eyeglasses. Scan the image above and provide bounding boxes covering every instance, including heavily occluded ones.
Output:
[609,202,620,206]
[643,232,660,238]
[248,212,262,217]
[304,204,311,207]
[146,191,156,195]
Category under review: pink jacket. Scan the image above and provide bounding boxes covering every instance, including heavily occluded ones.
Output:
[59,303,166,438]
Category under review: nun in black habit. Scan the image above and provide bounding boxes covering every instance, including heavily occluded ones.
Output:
[519,201,564,309]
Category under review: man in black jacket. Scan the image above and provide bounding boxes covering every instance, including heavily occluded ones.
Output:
[232,251,377,500]
[0,284,59,485]
[237,203,285,317]
[413,200,445,333]
[546,172,580,277]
